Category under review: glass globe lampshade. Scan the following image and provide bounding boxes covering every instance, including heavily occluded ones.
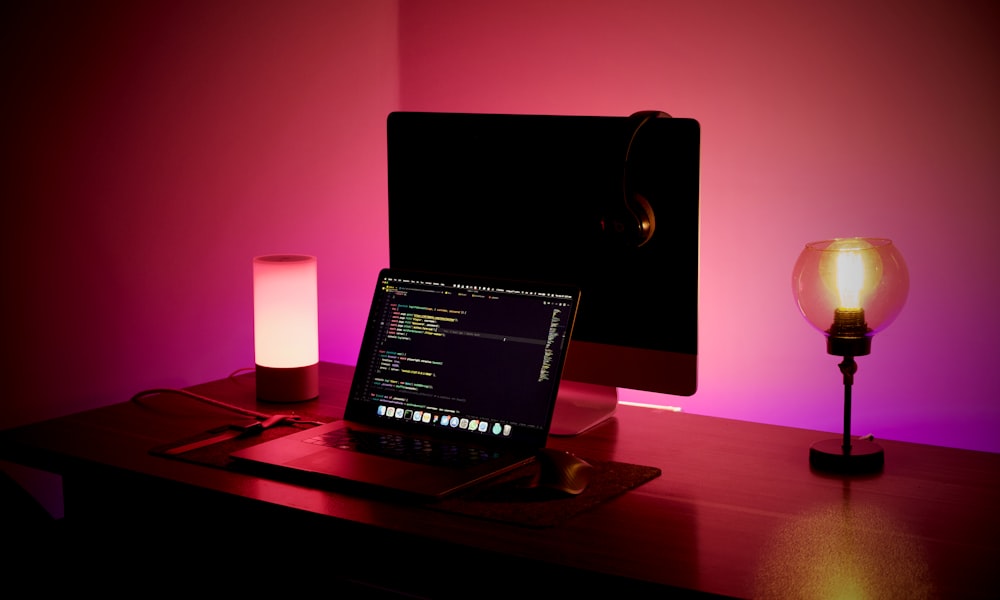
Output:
[791,238,909,473]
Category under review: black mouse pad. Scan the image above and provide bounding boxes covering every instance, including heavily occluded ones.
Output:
[431,458,661,528]
[153,421,661,529]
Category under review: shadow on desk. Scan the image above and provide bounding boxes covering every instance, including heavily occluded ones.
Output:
[33,468,720,599]
[3,467,704,598]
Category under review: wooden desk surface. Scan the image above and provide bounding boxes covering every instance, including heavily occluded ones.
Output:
[3,362,999,598]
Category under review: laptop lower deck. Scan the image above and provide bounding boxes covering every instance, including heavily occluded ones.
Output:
[230,419,536,500]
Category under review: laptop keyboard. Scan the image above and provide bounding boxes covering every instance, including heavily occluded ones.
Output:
[304,428,502,468]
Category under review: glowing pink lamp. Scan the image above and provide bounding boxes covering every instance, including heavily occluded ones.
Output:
[792,238,909,473]
[253,255,319,403]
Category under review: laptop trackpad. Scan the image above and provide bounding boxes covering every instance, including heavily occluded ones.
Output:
[287,448,421,480]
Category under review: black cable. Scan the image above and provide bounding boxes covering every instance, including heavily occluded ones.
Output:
[130,387,270,419]
[129,366,327,427]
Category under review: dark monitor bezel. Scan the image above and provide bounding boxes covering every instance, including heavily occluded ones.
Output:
[386,110,700,406]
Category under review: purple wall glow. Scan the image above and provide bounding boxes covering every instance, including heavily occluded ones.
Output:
[398,0,1000,454]
[2,0,998,516]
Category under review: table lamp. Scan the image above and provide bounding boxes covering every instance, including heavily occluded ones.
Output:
[253,254,319,403]
[792,238,909,473]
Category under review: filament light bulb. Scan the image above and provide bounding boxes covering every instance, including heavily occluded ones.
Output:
[819,238,882,311]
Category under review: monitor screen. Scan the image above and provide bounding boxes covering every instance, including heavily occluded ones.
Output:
[386,111,700,435]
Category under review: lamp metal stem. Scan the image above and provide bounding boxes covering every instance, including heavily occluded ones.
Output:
[809,352,883,473]
[839,356,857,454]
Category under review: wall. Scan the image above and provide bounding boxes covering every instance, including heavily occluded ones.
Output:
[2,0,398,512]
[3,0,397,428]
[397,0,1000,452]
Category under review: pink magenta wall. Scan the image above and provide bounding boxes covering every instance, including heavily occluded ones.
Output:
[3,2,398,431]
[3,0,998,472]
[397,0,1000,453]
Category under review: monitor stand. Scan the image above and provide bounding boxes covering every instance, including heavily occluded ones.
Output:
[549,380,618,436]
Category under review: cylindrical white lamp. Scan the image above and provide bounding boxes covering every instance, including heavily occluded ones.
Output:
[253,254,319,403]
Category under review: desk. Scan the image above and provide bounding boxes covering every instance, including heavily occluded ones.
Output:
[2,362,999,598]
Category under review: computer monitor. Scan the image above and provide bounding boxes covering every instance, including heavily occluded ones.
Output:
[386,111,700,435]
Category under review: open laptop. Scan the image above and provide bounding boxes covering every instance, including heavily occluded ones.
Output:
[230,267,581,501]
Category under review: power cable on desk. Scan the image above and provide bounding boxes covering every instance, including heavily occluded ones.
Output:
[130,387,270,419]
[128,366,324,426]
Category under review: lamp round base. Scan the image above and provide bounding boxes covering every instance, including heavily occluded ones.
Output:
[809,438,884,474]
[256,363,319,403]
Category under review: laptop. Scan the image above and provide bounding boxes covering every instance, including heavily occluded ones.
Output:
[230,267,581,501]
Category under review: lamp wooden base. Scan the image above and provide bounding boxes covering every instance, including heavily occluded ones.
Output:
[255,363,319,403]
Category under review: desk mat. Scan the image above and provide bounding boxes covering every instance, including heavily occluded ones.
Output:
[150,419,660,529]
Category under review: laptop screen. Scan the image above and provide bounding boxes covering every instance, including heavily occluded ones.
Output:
[345,269,580,447]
